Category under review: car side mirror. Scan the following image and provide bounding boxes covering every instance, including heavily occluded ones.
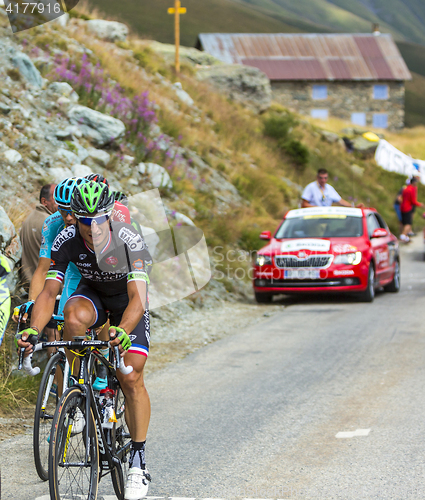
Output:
[260,231,272,241]
[371,228,388,238]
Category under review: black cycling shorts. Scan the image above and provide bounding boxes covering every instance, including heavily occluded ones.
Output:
[401,210,413,226]
[67,284,150,357]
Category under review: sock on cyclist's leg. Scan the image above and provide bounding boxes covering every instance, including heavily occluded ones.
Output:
[129,440,146,470]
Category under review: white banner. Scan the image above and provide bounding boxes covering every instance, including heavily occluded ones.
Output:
[375,140,425,185]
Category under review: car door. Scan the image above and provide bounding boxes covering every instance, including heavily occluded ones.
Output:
[367,212,390,283]
[375,212,397,280]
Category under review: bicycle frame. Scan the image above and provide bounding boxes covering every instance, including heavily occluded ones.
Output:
[23,339,132,477]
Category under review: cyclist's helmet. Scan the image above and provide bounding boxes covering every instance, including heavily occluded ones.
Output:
[71,181,115,217]
[113,191,128,205]
[54,177,87,210]
[85,173,110,188]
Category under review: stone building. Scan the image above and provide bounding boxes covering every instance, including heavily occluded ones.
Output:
[196,33,412,130]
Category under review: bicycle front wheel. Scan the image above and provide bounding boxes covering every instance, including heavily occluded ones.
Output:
[49,386,99,500]
[111,386,132,500]
[33,351,65,481]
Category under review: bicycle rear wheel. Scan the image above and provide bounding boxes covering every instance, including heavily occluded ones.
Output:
[111,386,132,500]
[49,386,99,500]
[33,351,65,481]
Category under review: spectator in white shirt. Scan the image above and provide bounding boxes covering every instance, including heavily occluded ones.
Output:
[301,169,352,208]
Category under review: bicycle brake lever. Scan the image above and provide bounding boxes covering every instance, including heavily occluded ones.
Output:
[114,346,133,375]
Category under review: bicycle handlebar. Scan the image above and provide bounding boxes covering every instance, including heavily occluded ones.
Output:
[20,340,133,377]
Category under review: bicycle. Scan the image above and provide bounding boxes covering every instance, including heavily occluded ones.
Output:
[20,337,133,500]
[16,309,70,482]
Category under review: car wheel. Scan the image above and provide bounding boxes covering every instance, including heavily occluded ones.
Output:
[384,260,400,293]
[255,292,273,304]
[359,264,375,303]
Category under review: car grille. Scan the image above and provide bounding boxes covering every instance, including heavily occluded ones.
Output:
[255,278,361,288]
[274,255,332,269]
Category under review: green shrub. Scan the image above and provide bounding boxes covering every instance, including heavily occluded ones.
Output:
[283,139,310,167]
[7,68,21,81]
[263,113,298,141]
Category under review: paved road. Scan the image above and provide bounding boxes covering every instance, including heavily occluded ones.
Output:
[2,237,425,499]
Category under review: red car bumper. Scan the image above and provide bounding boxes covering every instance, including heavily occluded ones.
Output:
[253,263,370,295]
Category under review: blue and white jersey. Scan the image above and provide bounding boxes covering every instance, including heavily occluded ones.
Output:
[40,212,81,314]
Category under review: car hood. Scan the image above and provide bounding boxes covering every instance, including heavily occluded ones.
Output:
[259,237,366,256]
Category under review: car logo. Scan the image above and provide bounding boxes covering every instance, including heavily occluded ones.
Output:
[298,251,306,258]
[79,254,87,260]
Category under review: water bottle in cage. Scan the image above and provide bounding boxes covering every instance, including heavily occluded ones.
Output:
[98,388,117,429]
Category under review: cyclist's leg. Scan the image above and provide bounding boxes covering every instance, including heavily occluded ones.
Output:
[113,308,151,497]
[62,285,107,373]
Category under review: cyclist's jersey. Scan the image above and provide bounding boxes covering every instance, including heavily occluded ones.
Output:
[40,212,81,314]
[112,201,130,224]
[47,221,152,298]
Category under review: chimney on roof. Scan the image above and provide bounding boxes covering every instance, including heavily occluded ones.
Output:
[372,23,380,36]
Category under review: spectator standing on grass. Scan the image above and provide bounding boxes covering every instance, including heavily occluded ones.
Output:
[400,176,422,243]
[20,184,57,288]
[394,180,408,233]
[301,169,353,208]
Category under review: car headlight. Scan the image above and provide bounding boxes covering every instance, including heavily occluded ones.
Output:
[255,255,272,266]
[334,251,362,265]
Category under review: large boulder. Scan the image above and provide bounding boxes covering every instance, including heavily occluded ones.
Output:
[86,20,129,42]
[3,149,22,165]
[11,52,43,88]
[197,64,272,113]
[68,105,125,147]
[0,206,21,266]
[86,147,111,167]
[48,82,79,102]
[137,163,173,189]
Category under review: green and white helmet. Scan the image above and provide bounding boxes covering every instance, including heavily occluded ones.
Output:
[70,181,115,217]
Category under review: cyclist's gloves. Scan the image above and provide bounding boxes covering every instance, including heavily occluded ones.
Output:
[15,327,39,349]
[13,300,34,320]
[109,326,132,351]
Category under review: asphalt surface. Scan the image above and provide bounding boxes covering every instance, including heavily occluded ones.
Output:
[2,237,425,500]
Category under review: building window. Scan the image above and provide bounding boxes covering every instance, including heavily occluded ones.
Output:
[373,84,389,100]
[373,113,388,128]
[311,109,329,120]
[312,85,328,100]
[351,113,367,126]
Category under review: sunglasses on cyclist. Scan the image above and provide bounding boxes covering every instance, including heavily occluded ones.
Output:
[59,208,73,215]
[77,214,111,226]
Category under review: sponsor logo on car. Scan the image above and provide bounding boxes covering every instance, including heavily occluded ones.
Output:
[281,239,331,252]
[333,244,357,254]
[333,269,355,276]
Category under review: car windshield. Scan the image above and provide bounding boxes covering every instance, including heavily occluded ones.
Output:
[275,215,363,239]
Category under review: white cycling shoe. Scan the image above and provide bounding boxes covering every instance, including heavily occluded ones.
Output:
[70,407,85,436]
[124,467,151,499]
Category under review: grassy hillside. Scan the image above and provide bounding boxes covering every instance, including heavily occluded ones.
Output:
[85,0,303,47]
[239,0,425,44]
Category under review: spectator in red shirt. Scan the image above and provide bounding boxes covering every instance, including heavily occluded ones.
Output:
[400,176,423,242]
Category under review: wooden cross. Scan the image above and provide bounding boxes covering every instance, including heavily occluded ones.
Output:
[168,0,187,73]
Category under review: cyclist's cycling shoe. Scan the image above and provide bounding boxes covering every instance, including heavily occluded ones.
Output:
[70,408,85,436]
[93,363,108,391]
[124,467,151,499]
[93,377,108,391]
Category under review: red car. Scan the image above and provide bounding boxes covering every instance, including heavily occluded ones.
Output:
[253,206,400,303]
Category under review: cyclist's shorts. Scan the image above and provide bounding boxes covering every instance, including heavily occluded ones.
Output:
[67,284,150,357]
[45,297,60,329]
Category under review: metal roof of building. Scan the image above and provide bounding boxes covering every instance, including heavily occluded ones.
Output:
[197,33,412,81]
